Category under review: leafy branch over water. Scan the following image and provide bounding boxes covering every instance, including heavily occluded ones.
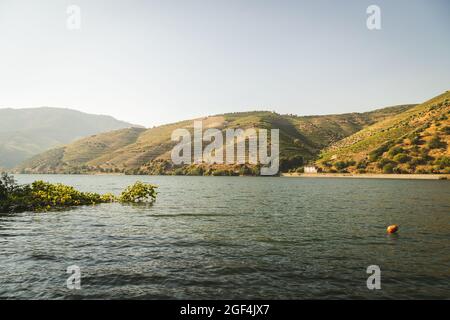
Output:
[0,173,157,213]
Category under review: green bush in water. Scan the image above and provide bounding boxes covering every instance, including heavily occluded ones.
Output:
[0,173,157,213]
[29,180,117,211]
[118,181,157,203]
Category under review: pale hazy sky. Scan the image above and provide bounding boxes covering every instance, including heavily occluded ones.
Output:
[0,0,449,127]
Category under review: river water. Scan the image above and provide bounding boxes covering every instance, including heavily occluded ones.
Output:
[1,175,449,299]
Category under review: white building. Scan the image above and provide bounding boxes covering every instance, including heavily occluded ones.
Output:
[304,166,318,173]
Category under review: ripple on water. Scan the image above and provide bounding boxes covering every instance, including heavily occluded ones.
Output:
[0,175,449,299]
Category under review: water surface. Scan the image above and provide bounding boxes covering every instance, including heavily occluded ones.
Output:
[1,175,449,299]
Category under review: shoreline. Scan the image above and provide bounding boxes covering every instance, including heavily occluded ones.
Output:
[11,172,450,180]
[281,173,450,180]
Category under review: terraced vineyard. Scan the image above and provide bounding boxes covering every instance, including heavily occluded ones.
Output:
[15,105,411,175]
[318,91,450,174]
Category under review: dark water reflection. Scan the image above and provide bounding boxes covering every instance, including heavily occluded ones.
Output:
[1,175,449,299]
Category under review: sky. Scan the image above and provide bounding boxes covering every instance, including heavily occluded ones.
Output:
[0,0,449,127]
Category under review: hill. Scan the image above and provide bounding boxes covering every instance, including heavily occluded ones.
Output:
[317,91,450,174]
[0,107,140,168]
[15,104,414,175]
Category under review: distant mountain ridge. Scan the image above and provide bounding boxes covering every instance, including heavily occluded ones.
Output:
[15,103,418,175]
[0,107,140,168]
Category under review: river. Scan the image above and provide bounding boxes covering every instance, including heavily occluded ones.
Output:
[1,175,449,299]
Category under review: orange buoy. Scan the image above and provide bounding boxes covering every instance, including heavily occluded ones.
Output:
[387,224,399,234]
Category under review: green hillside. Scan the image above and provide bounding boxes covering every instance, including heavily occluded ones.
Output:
[317,91,450,174]
[15,104,414,175]
[0,107,139,168]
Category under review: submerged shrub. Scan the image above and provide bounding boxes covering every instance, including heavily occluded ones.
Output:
[0,173,16,201]
[118,181,157,203]
[0,173,157,213]
[29,180,116,210]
